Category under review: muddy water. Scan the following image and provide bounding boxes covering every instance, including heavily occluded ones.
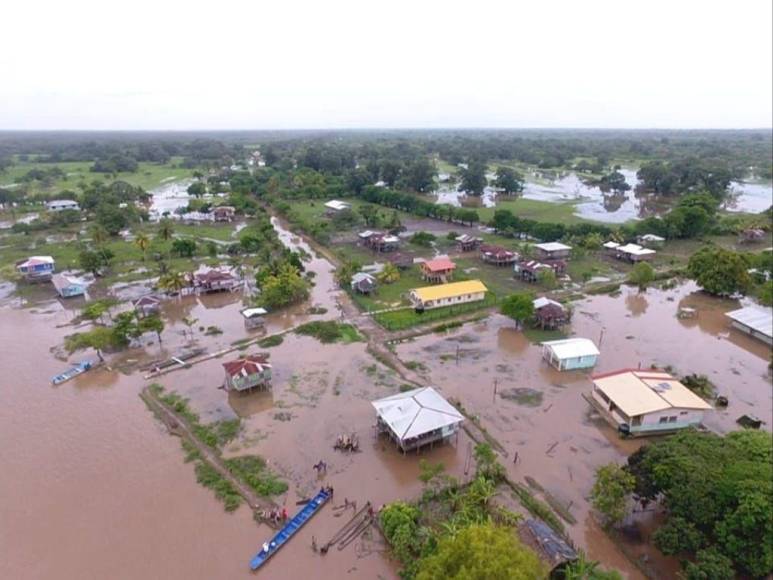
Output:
[148,180,193,220]
[395,281,771,578]
[724,180,773,213]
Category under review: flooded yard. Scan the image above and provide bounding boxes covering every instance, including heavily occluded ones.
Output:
[435,167,772,223]
[1,207,770,580]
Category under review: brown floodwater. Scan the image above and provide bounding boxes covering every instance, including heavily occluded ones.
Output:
[395,281,771,578]
[3,209,769,580]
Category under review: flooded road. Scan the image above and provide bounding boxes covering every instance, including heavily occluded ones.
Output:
[148,179,193,220]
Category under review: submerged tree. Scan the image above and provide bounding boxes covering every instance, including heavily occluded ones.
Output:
[494,166,525,195]
[591,463,635,528]
[65,326,115,361]
[628,262,655,290]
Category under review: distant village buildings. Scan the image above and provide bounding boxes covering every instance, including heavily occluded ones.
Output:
[534,242,572,261]
[45,199,80,212]
[532,297,570,329]
[603,242,657,263]
[479,244,518,266]
[193,269,241,294]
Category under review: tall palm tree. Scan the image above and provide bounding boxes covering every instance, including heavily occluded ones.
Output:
[134,232,150,261]
[157,218,175,242]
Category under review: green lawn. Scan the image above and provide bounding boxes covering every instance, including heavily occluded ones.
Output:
[176,223,238,242]
[477,197,589,225]
[0,157,192,193]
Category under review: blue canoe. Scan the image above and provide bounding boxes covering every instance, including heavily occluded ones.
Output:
[249,489,332,571]
[51,360,94,385]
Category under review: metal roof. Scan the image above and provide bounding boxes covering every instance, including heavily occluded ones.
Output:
[542,338,599,359]
[603,241,620,249]
[411,280,487,302]
[324,200,350,211]
[241,307,268,318]
[421,257,456,272]
[535,242,571,252]
[592,369,712,416]
[617,243,656,256]
[639,234,665,242]
[371,386,463,441]
[533,297,564,310]
[726,306,773,339]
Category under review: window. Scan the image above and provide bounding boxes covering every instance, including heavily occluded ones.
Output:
[658,417,669,424]
[679,411,688,415]
[668,416,678,423]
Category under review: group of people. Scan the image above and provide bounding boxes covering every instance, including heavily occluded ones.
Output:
[262,506,288,525]
[312,459,328,475]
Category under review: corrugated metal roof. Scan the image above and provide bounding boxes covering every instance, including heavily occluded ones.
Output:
[241,307,268,318]
[593,369,711,416]
[726,307,773,339]
[542,338,599,359]
[533,297,564,310]
[412,280,487,302]
[371,386,463,441]
[617,243,656,256]
[535,242,571,252]
[421,258,456,272]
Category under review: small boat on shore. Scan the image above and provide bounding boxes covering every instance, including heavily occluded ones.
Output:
[52,360,97,385]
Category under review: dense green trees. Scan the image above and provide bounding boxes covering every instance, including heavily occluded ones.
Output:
[625,429,772,577]
[493,166,525,195]
[459,161,488,195]
[628,262,655,289]
[257,263,309,309]
[687,246,751,295]
[637,159,733,198]
[171,238,197,257]
[500,293,534,328]
[598,169,630,193]
[187,181,207,197]
[416,523,544,580]
[591,464,636,527]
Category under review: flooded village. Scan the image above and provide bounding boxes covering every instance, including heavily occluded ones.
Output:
[1,131,772,580]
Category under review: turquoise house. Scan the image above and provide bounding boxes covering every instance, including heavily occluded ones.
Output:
[52,274,86,298]
[541,338,599,371]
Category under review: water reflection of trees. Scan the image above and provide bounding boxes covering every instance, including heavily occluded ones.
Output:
[602,192,626,213]
[228,389,274,419]
[625,292,649,317]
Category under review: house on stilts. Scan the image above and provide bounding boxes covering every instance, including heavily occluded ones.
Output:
[222,354,272,392]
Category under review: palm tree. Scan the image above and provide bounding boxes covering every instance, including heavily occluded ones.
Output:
[158,271,187,298]
[377,263,401,284]
[134,232,150,261]
[157,218,175,242]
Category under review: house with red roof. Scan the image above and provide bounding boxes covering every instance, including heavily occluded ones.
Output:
[222,354,272,391]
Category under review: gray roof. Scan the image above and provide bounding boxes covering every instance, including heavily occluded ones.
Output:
[726,306,773,339]
[372,387,463,441]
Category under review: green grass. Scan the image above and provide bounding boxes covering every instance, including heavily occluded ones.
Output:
[374,292,497,331]
[477,197,589,225]
[0,158,192,193]
[349,267,428,311]
[510,483,565,535]
[258,335,284,348]
[224,456,288,497]
[176,223,238,242]
[194,462,242,512]
[522,327,567,344]
[294,321,363,343]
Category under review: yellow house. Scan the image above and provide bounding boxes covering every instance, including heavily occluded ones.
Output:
[409,280,487,310]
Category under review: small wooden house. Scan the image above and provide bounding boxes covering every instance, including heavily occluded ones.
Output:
[367,234,400,253]
[45,199,80,212]
[324,200,351,215]
[514,260,565,283]
[602,241,621,256]
[222,355,272,392]
[534,242,572,261]
[133,295,161,317]
[16,256,55,281]
[479,244,518,266]
[387,253,413,270]
[372,386,463,452]
[351,272,377,295]
[194,269,241,293]
[420,257,456,283]
[456,234,483,252]
[533,297,570,329]
[212,206,236,222]
[51,274,86,298]
[614,243,656,263]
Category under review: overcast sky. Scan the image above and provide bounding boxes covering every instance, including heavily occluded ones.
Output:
[1,0,771,130]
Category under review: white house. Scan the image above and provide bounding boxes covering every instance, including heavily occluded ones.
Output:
[372,386,464,452]
[588,369,712,437]
[541,338,599,371]
[409,280,487,310]
[637,234,666,248]
[241,307,268,329]
[45,199,80,212]
[725,306,773,345]
[614,243,656,262]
